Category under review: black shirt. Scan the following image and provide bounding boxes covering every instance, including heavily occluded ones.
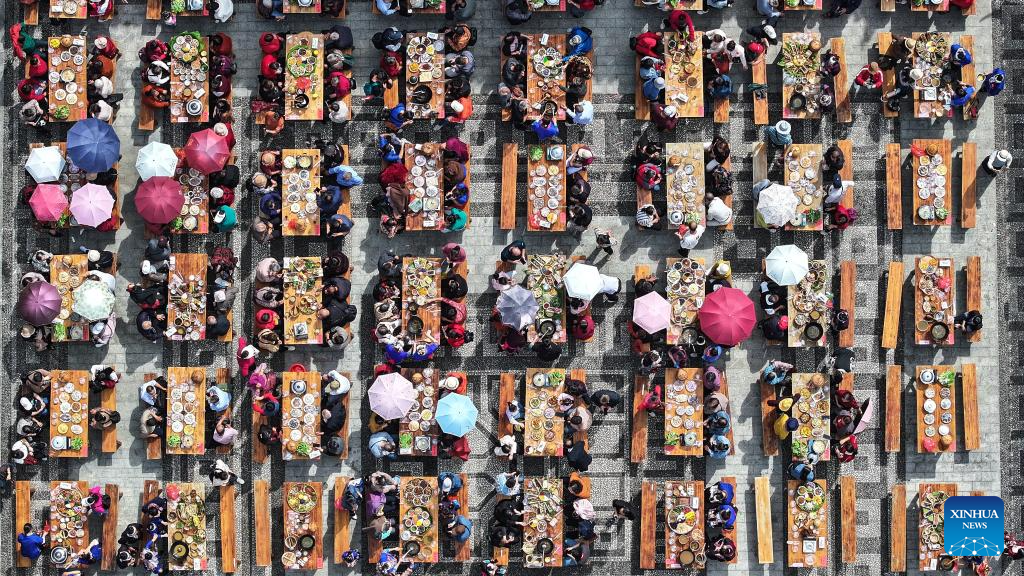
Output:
[210,165,240,189]
[533,340,562,362]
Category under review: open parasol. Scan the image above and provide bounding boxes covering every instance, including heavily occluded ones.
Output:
[72,279,115,322]
[135,176,185,224]
[70,183,115,228]
[368,372,416,420]
[765,244,809,286]
[697,287,756,346]
[29,184,69,222]
[562,262,603,300]
[135,141,179,181]
[18,281,62,326]
[852,398,873,434]
[495,286,539,331]
[756,184,799,227]
[435,393,478,437]
[183,128,230,175]
[25,146,66,183]
[632,291,671,333]
[67,118,120,173]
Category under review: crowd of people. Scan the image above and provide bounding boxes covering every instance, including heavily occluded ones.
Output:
[498,27,594,134]
[139,32,236,123]
[13,30,122,127]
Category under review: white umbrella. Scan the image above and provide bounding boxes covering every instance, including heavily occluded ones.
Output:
[368,372,416,420]
[71,279,115,322]
[496,286,539,330]
[756,183,799,227]
[135,141,178,181]
[562,262,602,300]
[25,146,66,183]
[765,245,809,286]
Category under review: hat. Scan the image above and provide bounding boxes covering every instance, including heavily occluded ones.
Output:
[326,373,351,395]
[654,77,666,88]
[774,120,791,136]
[87,249,101,263]
[440,476,454,493]
[786,417,799,431]
[190,369,205,385]
[94,37,108,50]
[213,289,226,303]
[778,315,789,329]
[664,105,678,118]
[90,322,104,335]
[764,25,776,40]
[831,172,842,189]
[209,186,224,199]
[260,151,276,166]
[909,68,924,81]
[251,172,269,188]
[213,122,228,136]
[19,324,36,338]
[450,100,464,113]
[141,260,153,275]
[997,149,1012,162]
[443,376,461,390]
[578,148,593,160]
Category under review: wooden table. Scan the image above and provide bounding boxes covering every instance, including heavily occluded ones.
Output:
[283,257,323,345]
[167,483,208,570]
[915,366,957,452]
[790,373,830,461]
[785,0,821,8]
[405,32,445,119]
[524,368,565,457]
[911,0,949,13]
[525,34,567,120]
[663,33,704,118]
[913,256,955,345]
[410,0,445,13]
[784,144,824,231]
[666,257,705,344]
[398,368,439,456]
[918,484,957,571]
[525,254,568,342]
[525,144,567,231]
[665,144,706,230]
[910,33,953,118]
[171,154,209,234]
[781,33,822,120]
[401,256,441,344]
[169,34,209,123]
[911,139,953,225]
[399,477,440,562]
[282,149,322,236]
[523,478,563,567]
[664,480,705,569]
[281,371,321,460]
[166,253,208,341]
[51,0,87,17]
[49,371,89,457]
[284,0,321,12]
[166,366,206,455]
[283,33,324,120]
[786,260,829,347]
[404,143,444,231]
[49,481,90,556]
[49,254,91,342]
[282,482,323,571]
[786,480,828,567]
[28,142,117,230]
[663,368,703,457]
[47,36,88,121]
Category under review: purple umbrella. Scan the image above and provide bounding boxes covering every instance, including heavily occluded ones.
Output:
[18,281,62,326]
[70,183,115,228]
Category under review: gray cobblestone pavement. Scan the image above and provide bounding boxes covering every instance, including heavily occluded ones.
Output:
[0,0,1015,574]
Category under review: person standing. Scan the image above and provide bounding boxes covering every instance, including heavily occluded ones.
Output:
[984,149,1013,176]
[594,229,616,255]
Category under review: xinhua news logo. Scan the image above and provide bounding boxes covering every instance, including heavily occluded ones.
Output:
[944,496,1005,556]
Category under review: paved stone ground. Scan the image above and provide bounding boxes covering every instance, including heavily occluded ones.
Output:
[0,0,1014,574]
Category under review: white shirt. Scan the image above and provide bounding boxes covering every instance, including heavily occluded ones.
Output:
[213,0,234,21]
[823,181,854,206]
[567,100,594,125]
[678,224,706,249]
[93,76,113,98]
[706,197,733,226]
[329,101,350,123]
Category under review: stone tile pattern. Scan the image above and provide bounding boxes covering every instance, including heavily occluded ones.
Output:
[0,0,1009,574]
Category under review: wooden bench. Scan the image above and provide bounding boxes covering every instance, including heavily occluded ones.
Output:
[962,143,978,228]
[639,481,656,569]
[498,372,516,440]
[570,368,589,448]
[24,2,38,24]
[721,157,734,230]
[962,0,976,14]
[831,39,852,123]
[760,379,778,456]
[880,0,894,11]
[220,485,237,572]
[841,476,857,562]
[965,256,982,342]
[886,143,902,229]
[101,484,119,570]
[753,141,768,184]
[146,0,162,18]
[383,76,399,109]
[959,36,976,93]
[367,511,384,564]
[713,91,730,123]
[878,33,898,117]
[336,372,352,459]
[333,477,351,564]
[881,262,904,349]
[885,366,902,452]
[837,140,854,209]
[635,55,651,121]
[252,410,269,463]
[254,480,272,566]
[455,473,471,560]
[214,368,232,454]
[631,375,649,464]
[838,260,856,348]
[962,363,979,450]
[752,56,768,125]
[15,481,32,566]
[754,476,773,564]
[144,373,162,460]
[890,484,906,572]
[138,104,157,131]
[101,385,118,453]
[500,143,518,230]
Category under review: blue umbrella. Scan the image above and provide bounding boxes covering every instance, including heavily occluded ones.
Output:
[67,118,120,173]
[435,393,478,438]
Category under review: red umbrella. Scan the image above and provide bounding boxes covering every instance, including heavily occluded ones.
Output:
[183,128,230,175]
[135,176,185,224]
[29,184,68,222]
[698,287,756,346]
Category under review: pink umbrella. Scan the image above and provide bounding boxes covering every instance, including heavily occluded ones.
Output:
[852,398,873,434]
[698,287,756,346]
[18,281,62,326]
[135,176,185,224]
[28,184,68,222]
[632,292,671,333]
[183,128,230,175]
[70,183,115,228]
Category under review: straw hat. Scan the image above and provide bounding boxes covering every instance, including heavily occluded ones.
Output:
[190,369,205,385]
[774,120,791,136]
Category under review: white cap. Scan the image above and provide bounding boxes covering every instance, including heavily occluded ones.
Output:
[774,120,791,136]
[209,186,224,199]
[87,249,101,262]
[450,100,464,113]
[764,25,776,40]
[664,105,678,118]
[213,289,226,303]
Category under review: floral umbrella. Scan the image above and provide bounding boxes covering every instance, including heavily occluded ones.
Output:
[71,279,115,322]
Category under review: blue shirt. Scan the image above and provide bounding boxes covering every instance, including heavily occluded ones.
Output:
[531,119,560,142]
[207,388,231,412]
[565,27,593,60]
[983,69,1005,96]
[710,75,732,99]
[328,165,363,188]
[950,44,973,66]
[19,533,44,560]
[450,516,472,543]
[368,432,395,458]
[387,105,407,131]
[566,101,593,125]
[642,77,663,101]
[952,85,975,107]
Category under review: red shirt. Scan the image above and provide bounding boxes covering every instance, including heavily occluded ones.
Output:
[379,162,408,187]
[854,66,883,89]
[634,32,660,59]
[259,34,281,55]
[261,54,281,79]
